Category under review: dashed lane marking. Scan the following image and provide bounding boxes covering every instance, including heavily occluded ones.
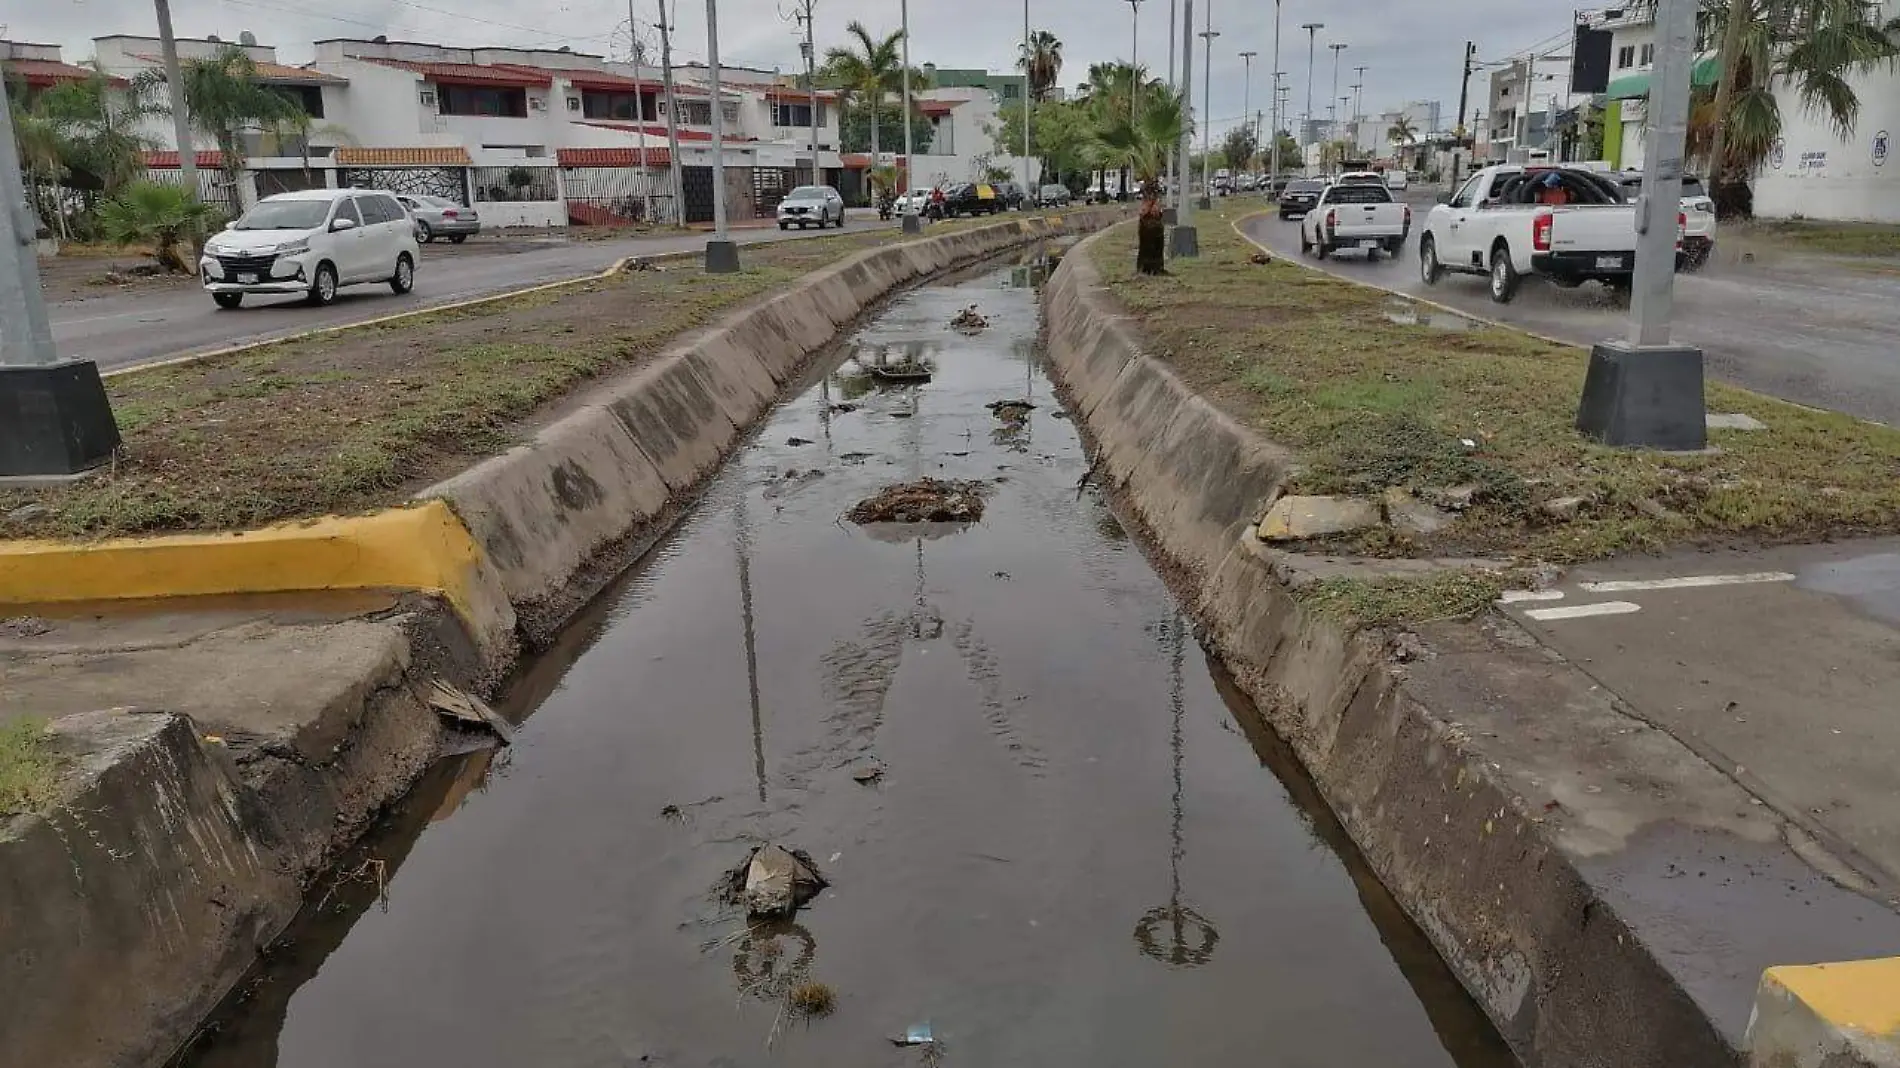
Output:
[1578,571,1796,594]
[1524,601,1643,621]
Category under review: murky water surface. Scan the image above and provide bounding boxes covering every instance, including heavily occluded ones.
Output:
[178,258,1516,1068]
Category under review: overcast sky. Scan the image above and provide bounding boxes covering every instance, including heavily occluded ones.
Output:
[8,0,1579,138]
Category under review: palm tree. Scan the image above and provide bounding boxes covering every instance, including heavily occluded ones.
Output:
[1020,31,1064,102]
[96,180,218,271]
[1386,113,1419,162]
[33,65,163,197]
[1092,87,1186,274]
[823,22,917,191]
[1703,0,1900,211]
[8,103,74,238]
[137,45,310,205]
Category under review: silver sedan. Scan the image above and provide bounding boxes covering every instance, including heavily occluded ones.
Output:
[397,194,481,244]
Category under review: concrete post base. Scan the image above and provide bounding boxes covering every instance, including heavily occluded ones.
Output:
[1169,225,1200,259]
[901,215,923,234]
[1162,207,1178,225]
[704,239,741,274]
[0,360,120,477]
[1196,196,1212,211]
[1575,340,1707,450]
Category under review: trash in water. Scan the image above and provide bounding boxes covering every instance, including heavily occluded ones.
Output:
[424,678,514,744]
[847,479,988,524]
[723,844,827,919]
[890,1023,936,1047]
[828,402,860,414]
[851,764,884,785]
[838,451,875,464]
[950,305,990,334]
[787,436,814,446]
[986,399,1036,427]
[660,803,683,820]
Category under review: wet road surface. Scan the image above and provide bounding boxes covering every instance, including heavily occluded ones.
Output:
[1242,207,1900,426]
[174,258,1515,1068]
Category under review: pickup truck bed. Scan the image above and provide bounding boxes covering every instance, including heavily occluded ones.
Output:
[1300,183,1412,261]
[1419,165,1656,303]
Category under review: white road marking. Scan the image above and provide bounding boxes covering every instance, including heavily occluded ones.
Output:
[1499,589,1565,603]
[1577,571,1795,594]
[1525,601,1643,621]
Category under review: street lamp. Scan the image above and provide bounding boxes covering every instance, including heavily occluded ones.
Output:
[1127,0,1144,125]
[1169,0,1199,257]
[1197,11,1219,210]
[901,0,922,233]
[1329,42,1348,148]
[1301,22,1323,152]
[1576,0,1706,449]
[0,73,120,477]
[1022,0,1033,198]
[1239,50,1257,159]
[1269,0,1283,181]
[703,0,739,272]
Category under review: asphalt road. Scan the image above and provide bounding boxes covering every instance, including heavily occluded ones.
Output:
[1241,197,1900,426]
[49,216,900,374]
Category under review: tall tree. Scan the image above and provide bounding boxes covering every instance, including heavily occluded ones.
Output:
[1091,87,1186,274]
[137,45,310,205]
[1702,0,1899,213]
[822,22,918,191]
[1221,126,1259,172]
[34,65,163,195]
[1019,30,1065,102]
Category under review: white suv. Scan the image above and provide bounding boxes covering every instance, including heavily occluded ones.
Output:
[201,188,420,309]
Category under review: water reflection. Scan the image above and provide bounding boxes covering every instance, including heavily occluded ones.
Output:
[1133,615,1221,969]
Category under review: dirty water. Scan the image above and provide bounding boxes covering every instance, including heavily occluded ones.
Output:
[175,257,1516,1068]
[1383,297,1482,332]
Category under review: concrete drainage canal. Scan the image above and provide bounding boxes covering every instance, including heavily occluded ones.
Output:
[173,256,1518,1068]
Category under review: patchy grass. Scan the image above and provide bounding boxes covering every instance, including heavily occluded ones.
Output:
[1297,571,1506,626]
[1091,199,1900,571]
[0,719,62,816]
[1734,218,1900,259]
[1,219,1054,541]
[787,979,837,1018]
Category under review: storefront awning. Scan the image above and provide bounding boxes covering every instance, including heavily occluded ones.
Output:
[1605,55,1722,100]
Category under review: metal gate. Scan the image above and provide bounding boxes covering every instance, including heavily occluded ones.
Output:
[751,166,799,217]
[337,166,467,204]
[254,168,327,199]
[561,166,677,227]
[681,165,715,224]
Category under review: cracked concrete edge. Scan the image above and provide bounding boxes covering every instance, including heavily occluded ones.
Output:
[1044,228,1900,1068]
[1747,959,1900,1068]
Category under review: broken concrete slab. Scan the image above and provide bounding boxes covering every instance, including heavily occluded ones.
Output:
[1257,495,1382,541]
[1382,488,1456,536]
[727,844,827,918]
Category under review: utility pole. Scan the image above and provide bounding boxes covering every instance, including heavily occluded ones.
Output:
[1197,8,1218,210]
[1127,0,1144,125]
[1328,42,1347,146]
[790,0,820,189]
[1022,0,1032,195]
[1269,0,1283,186]
[1353,63,1367,126]
[1576,0,1705,450]
[1169,0,1198,257]
[0,74,120,476]
[1451,40,1476,189]
[901,0,922,231]
[704,0,738,272]
[656,0,686,225]
[1165,0,1178,217]
[1239,50,1257,158]
[153,0,199,201]
[628,3,654,223]
[1300,22,1323,152]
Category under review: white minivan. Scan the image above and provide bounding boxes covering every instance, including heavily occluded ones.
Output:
[201,188,421,309]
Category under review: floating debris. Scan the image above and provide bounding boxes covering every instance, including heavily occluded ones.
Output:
[851,764,885,785]
[950,305,991,334]
[723,844,827,919]
[986,399,1036,429]
[870,363,933,384]
[890,1022,936,1047]
[827,402,860,414]
[786,436,814,446]
[788,980,837,1018]
[847,479,988,524]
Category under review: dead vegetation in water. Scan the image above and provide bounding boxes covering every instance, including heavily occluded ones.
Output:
[847,479,988,524]
[950,304,991,333]
[787,980,837,1017]
[986,399,1036,428]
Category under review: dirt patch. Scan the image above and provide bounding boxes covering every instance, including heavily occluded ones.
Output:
[846,479,988,524]
[0,229,923,541]
[36,254,195,303]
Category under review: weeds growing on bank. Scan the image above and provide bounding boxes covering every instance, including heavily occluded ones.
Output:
[0,719,62,816]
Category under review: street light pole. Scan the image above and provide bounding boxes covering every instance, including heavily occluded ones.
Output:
[656,0,686,224]
[1269,0,1283,184]
[1301,22,1323,156]
[704,0,739,272]
[628,4,654,223]
[153,0,199,201]
[1575,0,1705,450]
[1239,50,1257,161]
[1328,42,1347,148]
[1127,0,1144,126]
[1168,0,1198,257]
[1022,0,1032,195]
[901,0,923,232]
[1353,64,1367,147]
[0,73,121,476]
[1196,9,1218,210]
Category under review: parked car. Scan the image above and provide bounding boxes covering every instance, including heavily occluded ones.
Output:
[200,188,419,309]
[1035,183,1073,207]
[940,182,1005,217]
[1384,170,1410,192]
[1278,178,1326,219]
[1301,181,1412,260]
[1619,171,1716,271]
[1419,164,1659,303]
[395,194,479,243]
[993,181,1027,209]
[893,190,930,217]
[777,185,846,229]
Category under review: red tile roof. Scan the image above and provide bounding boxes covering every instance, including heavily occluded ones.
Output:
[131,53,344,85]
[334,146,472,165]
[556,147,669,167]
[493,64,653,94]
[919,100,959,116]
[762,87,838,104]
[357,57,551,87]
[3,58,126,88]
[145,150,226,169]
[576,120,752,144]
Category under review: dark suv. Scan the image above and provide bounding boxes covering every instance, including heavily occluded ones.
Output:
[1279,179,1325,219]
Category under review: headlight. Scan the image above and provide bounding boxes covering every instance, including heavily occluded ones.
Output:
[272,239,311,255]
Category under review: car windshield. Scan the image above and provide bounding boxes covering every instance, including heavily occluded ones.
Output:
[785,187,828,201]
[234,199,332,231]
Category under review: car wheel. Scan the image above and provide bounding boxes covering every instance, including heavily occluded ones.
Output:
[1419,235,1444,285]
[1489,243,1522,304]
[212,292,243,310]
[1300,231,1312,255]
[779,222,789,230]
[448,235,467,245]
[389,253,415,295]
[416,221,434,243]
[307,262,339,306]
[1367,247,1381,262]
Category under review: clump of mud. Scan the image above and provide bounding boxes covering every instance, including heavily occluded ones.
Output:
[847,479,988,524]
[986,399,1036,428]
[950,304,991,334]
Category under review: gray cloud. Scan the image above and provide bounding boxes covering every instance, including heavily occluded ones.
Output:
[12,0,1577,135]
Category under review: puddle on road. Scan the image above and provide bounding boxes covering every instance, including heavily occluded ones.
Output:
[175,257,1516,1068]
[1384,297,1483,332]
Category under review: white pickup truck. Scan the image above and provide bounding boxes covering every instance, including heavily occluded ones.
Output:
[1418,164,1671,303]
[1299,181,1412,261]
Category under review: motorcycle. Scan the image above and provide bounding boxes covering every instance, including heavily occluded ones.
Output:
[877,194,894,222]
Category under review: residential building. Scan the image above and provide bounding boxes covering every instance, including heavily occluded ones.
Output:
[1595,3,1719,172]
[2,40,121,103]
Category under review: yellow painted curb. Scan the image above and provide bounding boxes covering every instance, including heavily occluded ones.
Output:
[0,500,491,624]
[1762,958,1900,1038]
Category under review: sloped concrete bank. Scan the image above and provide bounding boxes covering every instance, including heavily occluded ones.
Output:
[1043,228,1900,1068]
[0,208,1124,1068]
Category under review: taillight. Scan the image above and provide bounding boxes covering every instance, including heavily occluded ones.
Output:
[1325,209,1338,232]
[1532,211,1554,253]
[443,209,459,219]
[1402,204,1412,226]
[1677,211,1687,249]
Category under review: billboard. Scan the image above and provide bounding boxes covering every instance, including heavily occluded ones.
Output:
[1573,25,1614,94]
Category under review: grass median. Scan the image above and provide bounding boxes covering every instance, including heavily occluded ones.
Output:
[1732,217,1900,259]
[1,220,1041,542]
[1091,200,1900,617]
